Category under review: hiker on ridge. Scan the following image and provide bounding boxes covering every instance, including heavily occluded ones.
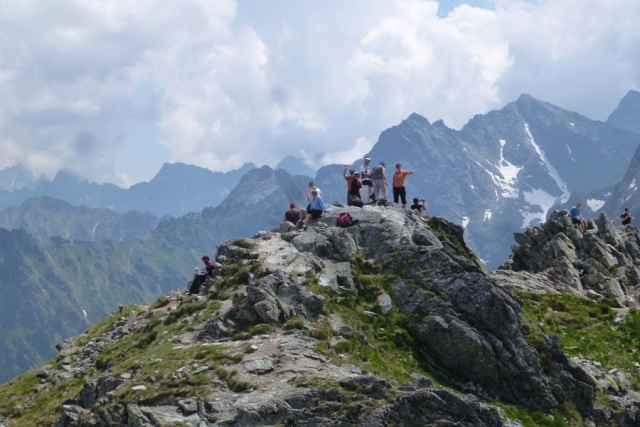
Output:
[371,161,388,202]
[392,163,415,209]
[284,203,305,223]
[620,207,634,225]
[343,165,356,205]
[349,172,364,208]
[410,197,427,214]
[361,156,374,204]
[307,182,323,211]
[201,255,218,276]
[566,202,588,232]
[303,188,328,230]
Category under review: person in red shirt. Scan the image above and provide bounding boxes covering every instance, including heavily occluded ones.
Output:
[201,255,218,276]
[392,163,415,209]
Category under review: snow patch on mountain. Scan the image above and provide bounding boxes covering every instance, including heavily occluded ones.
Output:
[524,124,570,204]
[483,139,522,199]
[462,216,470,228]
[484,209,492,221]
[586,199,605,211]
[521,189,557,227]
[630,179,636,190]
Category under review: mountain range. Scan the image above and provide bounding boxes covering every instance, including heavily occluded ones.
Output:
[0,162,256,217]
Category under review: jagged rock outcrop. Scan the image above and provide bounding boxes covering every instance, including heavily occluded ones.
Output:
[498,210,640,307]
[6,204,630,427]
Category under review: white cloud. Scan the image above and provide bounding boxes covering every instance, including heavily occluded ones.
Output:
[0,0,639,185]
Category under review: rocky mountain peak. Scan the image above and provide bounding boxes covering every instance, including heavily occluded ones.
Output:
[5,203,630,426]
[498,210,640,308]
[607,89,640,134]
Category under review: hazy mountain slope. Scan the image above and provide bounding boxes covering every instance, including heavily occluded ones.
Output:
[0,165,40,192]
[607,89,640,134]
[275,155,317,177]
[0,196,159,243]
[0,162,255,217]
[148,165,309,259]
[0,227,194,384]
[315,94,640,268]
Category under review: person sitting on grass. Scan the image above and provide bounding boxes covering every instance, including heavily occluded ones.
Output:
[303,188,327,230]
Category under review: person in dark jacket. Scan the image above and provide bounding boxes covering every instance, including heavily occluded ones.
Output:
[621,208,634,225]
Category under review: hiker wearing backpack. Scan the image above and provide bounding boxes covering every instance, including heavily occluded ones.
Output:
[361,156,374,204]
[349,172,364,208]
[303,188,327,230]
[392,163,414,209]
[371,161,388,202]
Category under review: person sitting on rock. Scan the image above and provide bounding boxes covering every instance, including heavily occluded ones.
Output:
[201,255,218,277]
[307,182,323,211]
[410,197,427,214]
[349,172,364,208]
[620,207,634,225]
[303,188,327,230]
[566,202,588,232]
[189,255,218,294]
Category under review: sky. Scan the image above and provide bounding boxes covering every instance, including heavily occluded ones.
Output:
[1,0,639,187]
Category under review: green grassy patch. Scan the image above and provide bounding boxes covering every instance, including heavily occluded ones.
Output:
[231,238,254,249]
[520,293,640,390]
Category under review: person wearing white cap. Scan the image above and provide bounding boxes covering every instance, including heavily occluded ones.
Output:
[360,156,374,204]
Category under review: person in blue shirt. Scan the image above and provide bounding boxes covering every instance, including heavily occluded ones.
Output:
[566,202,587,232]
[303,189,327,230]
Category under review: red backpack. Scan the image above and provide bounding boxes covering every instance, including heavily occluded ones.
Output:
[336,212,354,227]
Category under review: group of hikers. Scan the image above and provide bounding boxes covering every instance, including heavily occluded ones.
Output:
[567,202,634,232]
[343,156,426,211]
[283,156,428,231]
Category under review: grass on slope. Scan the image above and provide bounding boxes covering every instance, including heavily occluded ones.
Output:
[0,296,250,426]
[519,292,640,390]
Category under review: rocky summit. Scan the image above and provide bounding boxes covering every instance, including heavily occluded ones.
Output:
[0,205,638,427]
[498,210,640,308]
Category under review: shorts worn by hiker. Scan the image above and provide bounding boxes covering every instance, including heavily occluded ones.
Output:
[393,186,407,205]
[310,209,323,219]
[571,218,582,225]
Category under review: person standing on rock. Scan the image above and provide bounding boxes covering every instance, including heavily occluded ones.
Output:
[371,161,388,202]
[303,189,327,230]
[620,208,634,225]
[567,202,588,232]
[392,163,414,209]
[343,165,356,205]
[361,156,374,204]
[410,197,427,214]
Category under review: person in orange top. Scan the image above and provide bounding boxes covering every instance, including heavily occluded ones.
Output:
[343,165,355,205]
[392,163,414,209]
